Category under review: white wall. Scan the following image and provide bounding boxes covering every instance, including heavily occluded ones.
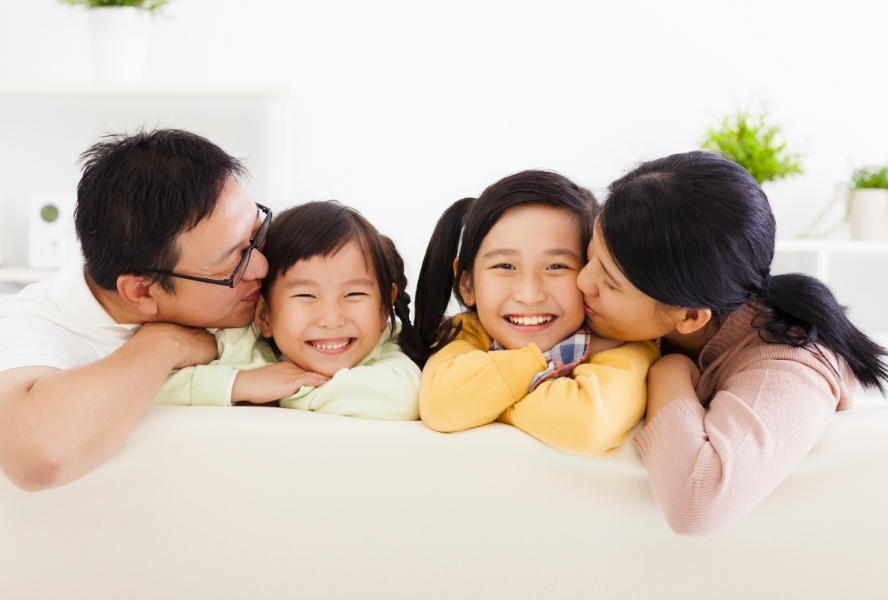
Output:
[2,0,887,289]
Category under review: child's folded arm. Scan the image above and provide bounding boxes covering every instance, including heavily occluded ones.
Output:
[500,341,659,457]
[152,363,236,406]
[282,349,421,420]
[151,325,266,407]
[419,339,547,433]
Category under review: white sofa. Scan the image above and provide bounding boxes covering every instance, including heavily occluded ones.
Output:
[2,405,887,599]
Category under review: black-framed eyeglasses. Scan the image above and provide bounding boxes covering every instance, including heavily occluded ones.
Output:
[136,203,272,288]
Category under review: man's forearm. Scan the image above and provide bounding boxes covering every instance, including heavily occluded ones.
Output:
[0,326,203,491]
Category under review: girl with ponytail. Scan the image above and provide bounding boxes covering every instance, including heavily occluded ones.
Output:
[579,150,888,535]
[415,170,659,456]
[154,200,423,421]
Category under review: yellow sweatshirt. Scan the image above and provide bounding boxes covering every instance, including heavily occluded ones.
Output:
[419,313,659,457]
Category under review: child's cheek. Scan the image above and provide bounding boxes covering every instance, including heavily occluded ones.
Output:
[565,286,587,331]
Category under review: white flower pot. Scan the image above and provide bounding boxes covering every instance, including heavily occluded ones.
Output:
[89,7,150,84]
[848,188,888,241]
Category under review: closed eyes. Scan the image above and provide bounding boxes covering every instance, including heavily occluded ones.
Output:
[292,292,370,299]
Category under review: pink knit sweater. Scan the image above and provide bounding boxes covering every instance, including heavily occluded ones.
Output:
[633,300,855,536]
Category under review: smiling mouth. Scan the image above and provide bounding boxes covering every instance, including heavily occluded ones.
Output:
[584,304,599,316]
[505,315,555,326]
[307,338,356,353]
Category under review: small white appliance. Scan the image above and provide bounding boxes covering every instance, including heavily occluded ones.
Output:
[29,194,78,269]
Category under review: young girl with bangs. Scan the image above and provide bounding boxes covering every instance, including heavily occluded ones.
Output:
[153,201,424,421]
[414,170,659,456]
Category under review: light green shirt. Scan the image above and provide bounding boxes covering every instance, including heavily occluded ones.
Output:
[153,325,421,421]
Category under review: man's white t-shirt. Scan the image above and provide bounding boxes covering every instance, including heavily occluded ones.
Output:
[0,255,140,374]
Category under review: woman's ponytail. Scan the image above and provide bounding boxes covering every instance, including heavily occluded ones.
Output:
[757,273,888,393]
[600,150,888,396]
[414,197,475,351]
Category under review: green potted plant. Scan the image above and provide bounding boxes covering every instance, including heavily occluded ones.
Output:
[701,106,803,197]
[847,165,888,241]
[60,0,167,11]
[60,0,169,83]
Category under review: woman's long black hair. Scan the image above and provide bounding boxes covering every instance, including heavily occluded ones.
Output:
[261,201,426,367]
[598,150,888,393]
[414,170,599,366]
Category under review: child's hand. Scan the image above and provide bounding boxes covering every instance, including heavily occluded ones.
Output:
[587,332,625,355]
[232,362,330,404]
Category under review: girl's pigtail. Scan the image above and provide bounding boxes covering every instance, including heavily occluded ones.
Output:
[414,197,475,352]
[392,272,428,368]
[381,235,429,367]
[758,273,888,394]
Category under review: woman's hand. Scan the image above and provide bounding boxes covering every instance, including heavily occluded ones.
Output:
[232,362,330,404]
[645,353,701,422]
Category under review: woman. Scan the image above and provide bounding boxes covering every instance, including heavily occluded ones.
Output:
[577,150,888,536]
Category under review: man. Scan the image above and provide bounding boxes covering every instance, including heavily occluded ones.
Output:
[0,129,270,491]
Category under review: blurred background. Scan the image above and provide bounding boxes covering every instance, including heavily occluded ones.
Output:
[1,0,886,382]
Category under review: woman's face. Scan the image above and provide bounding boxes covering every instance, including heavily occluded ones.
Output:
[576,222,678,341]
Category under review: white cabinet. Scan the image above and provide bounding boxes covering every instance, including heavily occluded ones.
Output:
[0,82,288,269]
[774,240,888,332]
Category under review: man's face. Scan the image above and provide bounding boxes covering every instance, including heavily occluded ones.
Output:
[152,177,269,329]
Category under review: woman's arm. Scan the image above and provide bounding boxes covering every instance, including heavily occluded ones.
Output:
[645,353,701,421]
[501,341,659,457]
[419,339,547,432]
[634,354,847,536]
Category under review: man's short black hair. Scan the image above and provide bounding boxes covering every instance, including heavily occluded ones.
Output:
[74,129,247,292]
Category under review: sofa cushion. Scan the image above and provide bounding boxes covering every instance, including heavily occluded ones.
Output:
[2,406,887,599]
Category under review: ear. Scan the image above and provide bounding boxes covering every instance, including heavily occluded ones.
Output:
[458,270,475,307]
[390,283,397,305]
[254,294,274,338]
[116,274,161,318]
[673,307,713,335]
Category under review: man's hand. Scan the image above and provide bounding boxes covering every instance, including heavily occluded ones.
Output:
[135,322,218,369]
[645,353,701,422]
[232,362,330,404]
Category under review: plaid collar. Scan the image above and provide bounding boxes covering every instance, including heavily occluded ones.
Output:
[490,326,592,391]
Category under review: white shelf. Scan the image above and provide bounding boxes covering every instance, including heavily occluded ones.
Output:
[775,239,888,253]
[0,82,289,269]
[0,82,288,98]
[774,239,888,283]
[0,268,57,284]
